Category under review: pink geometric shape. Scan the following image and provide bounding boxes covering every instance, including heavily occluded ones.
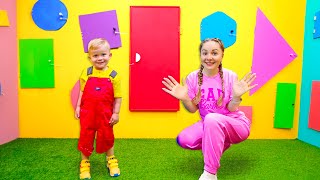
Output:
[239,106,253,124]
[250,8,297,95]
[71,80,80,110]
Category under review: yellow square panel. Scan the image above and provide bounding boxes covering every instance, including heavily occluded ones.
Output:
[0,10,10,26]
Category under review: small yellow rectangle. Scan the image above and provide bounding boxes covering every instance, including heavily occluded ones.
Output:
[0,10,10,26]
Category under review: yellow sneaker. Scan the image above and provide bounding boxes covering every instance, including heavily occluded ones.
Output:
[107,155,120,177]
[80,160,91,179]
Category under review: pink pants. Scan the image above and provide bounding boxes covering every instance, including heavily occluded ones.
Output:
[176,113,250,174]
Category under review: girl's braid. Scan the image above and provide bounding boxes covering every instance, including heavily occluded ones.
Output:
[192,65,204,105]
[217,63,224,106]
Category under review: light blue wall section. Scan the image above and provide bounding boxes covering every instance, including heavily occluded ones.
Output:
[298,0,320,148]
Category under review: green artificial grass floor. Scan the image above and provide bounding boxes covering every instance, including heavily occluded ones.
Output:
[0,139,320,180]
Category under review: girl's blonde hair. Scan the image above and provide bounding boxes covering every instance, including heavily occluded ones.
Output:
[192,38,225,107]
[87,38,110,53]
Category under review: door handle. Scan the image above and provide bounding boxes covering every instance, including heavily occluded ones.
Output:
[130,53,141,65]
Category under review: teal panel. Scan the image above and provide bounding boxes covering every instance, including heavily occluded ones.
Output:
[274,83,296,128]
[200,11,236,48]
[19,39,54,88]
[298,0,320,148]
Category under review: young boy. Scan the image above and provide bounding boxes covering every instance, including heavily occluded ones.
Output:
[75,38,122,179]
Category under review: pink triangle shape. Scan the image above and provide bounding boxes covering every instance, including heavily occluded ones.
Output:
[71,80,80,110]
[250,8,297,95]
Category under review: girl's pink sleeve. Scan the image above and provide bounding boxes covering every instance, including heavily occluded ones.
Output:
[186,72,197,100]
[228,70,238,101]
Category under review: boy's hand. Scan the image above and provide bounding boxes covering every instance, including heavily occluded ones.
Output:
[75,106,80,119]
[110,113,119,126]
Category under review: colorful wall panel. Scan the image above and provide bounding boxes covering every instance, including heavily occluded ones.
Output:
[16,0,305,139]
[313,10,320,39]
[0,10,10,26]
[31,0,68,31]
[129,6,180,111]
[250,8,297,95]
[298,0,320,148]
[308,81,320,131]
[274,83,296,129]
[79,10,122,52]
[200,11,237,48]
[0,0,18,145]
[19,39,54,88]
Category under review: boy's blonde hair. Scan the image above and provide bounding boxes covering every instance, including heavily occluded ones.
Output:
[87,38,110,53]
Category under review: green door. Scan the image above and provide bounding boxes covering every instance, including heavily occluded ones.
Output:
[19,39,54,88]
[274,83,297,128]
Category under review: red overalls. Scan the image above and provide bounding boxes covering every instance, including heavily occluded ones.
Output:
[78,76,115,157]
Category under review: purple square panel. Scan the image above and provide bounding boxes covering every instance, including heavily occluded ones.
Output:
[79,10,122,52]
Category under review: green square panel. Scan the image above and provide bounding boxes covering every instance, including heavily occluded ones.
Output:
[274,83,297,128]
[19,39,54,88]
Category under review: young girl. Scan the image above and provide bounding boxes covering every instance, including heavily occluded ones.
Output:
[162,38,257,180]
[75,38,122,179]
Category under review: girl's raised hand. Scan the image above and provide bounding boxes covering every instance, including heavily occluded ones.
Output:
[232,72,257,98]
[162,76,189,101]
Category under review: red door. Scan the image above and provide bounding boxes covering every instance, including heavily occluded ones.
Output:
[130,6,180,111]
